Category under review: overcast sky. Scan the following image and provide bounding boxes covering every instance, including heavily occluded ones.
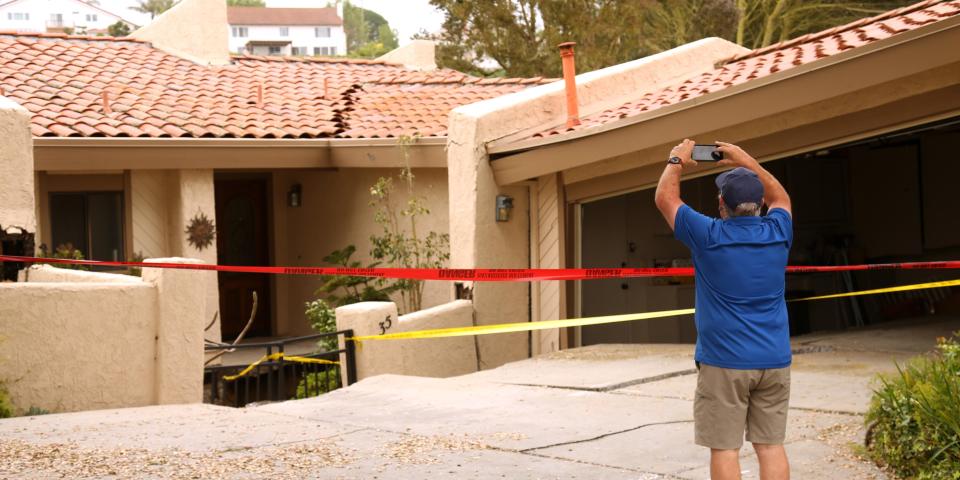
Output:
[95,0,446,43]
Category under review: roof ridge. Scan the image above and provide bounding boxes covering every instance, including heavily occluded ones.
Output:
[230,53,394,66]
[0,30,147,44]
[722,0,948,64]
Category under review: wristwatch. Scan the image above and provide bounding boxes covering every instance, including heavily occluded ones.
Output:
[667,156,682,165]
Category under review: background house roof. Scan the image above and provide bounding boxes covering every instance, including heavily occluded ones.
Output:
[528,0,960,140]
[227,7,343,27]
[0,33,549,139]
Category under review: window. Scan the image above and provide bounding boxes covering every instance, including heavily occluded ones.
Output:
[313,47,321,56]
[291,46,306,56]
[49,192,125,263]
[268,46,281,55]
[85,13,97,22]
[231,26,248,38]
[315,26,330,37]
[329,46,336,56]
[318,46,329,56]
[279,26,289,36]
[8,12,29,20]
[49,13,63,26]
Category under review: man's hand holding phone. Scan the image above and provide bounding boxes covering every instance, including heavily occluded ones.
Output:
[715,141,759,170]
[670,139,697,168]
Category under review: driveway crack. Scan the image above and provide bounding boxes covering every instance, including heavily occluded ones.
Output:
[520,419,693,453]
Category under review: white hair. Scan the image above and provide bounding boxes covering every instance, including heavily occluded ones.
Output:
[731,202,761,217]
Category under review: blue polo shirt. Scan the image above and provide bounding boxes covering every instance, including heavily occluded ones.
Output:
[674,204,793,370]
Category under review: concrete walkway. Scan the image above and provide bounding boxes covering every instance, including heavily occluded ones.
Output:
[2,317,957,479]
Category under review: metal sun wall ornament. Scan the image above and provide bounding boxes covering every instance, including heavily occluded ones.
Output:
[185,211,216,251]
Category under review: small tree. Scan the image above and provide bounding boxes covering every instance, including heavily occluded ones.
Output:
[368,135,450,314]
[107,21,131,37]
[227,0,265,6]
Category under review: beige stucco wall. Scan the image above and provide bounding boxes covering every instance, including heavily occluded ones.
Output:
[446,37,749,366]
[127,169,221,342]
[334,300,476,384]
[0,96,36,234]
[130,0,229,65]
[19,264,141,283]
[0,259,206,414]
[272,168,451,337]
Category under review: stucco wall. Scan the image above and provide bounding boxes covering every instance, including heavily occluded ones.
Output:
[0,281,157,413]
[0,96,35,234]
[0,259,206,414]
[334,300,476,384]
[272,168,451,337]
[19,264,141,283]
[126,169,221,342]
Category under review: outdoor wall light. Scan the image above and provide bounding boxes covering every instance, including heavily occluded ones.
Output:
[495,194,513,222]
[287,184,302,208]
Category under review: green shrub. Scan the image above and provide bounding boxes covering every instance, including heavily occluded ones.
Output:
[294,371,340,399]
[23,406,50,416]
[0,382,12,418]
[866,334,960,479]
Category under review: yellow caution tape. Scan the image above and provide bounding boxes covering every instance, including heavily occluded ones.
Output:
[349,278,960,343]
[788,278,960,301]
[223,353,339,382]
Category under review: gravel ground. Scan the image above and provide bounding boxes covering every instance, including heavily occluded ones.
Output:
[0,432,525,479]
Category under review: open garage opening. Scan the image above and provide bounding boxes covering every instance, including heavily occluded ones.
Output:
[578,118,960,346]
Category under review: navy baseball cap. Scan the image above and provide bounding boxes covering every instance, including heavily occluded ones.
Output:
[715,167,764,209]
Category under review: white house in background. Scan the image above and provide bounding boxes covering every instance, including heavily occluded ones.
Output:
[227,5,346,57]
[0,0,137,35]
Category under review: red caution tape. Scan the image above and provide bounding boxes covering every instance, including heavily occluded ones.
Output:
[3,255,960,282]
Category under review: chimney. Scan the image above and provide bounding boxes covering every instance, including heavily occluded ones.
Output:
[558,42,580,128]
[130,0,230,66]
[376,40,437,71]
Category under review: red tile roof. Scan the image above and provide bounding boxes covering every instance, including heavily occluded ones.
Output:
[529,0,960,139]
[227,7,342,27]
[0,32,549,139]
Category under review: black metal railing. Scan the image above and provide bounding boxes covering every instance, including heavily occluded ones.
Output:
[203,330,356,408]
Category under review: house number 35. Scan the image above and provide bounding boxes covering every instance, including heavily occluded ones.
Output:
[379,315,392,335]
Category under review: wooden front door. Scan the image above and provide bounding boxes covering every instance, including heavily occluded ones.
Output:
[215,177,272,339]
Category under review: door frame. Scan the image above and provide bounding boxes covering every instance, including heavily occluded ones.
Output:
[214,171,276,338]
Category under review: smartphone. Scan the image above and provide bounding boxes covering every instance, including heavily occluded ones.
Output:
[692,144,723,162]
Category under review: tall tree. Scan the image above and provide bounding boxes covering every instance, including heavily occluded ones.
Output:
[426,0,918,77]
[130,0,175,19]
[227,0,265,6]
[339,1,399,58]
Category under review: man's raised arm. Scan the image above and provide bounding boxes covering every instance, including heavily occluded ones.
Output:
[716,142,791,216]
[655,139,697,231]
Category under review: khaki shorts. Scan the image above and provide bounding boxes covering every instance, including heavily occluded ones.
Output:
[694,363,790,450]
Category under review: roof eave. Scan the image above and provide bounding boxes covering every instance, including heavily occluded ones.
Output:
[32,136,449,171]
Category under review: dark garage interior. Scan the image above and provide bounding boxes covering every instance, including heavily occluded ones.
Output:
[580,119,960,345]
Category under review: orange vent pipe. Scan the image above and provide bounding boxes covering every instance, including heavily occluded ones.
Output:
[558,42,580,128]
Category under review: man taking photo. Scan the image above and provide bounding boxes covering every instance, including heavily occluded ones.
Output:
[654,139,793,480]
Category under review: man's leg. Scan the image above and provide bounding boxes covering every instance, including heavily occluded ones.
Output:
[695,365,751,477]
[711,448,742,480]
[753,443,789,480]
[746,367,791,480]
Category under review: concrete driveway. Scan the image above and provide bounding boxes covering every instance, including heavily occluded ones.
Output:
[1,317,956,479]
